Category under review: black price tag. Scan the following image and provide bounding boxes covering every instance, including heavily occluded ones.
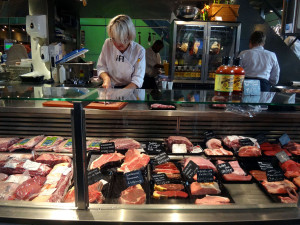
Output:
[255,134,267,145]
[266,169,284,182]
[154,152,170,165]
[100,142,115,154]
[239,138,255,147]
[87,168,103,185]
[152,173,170,185]
[197,169,214,183]
[203,130,216,141]
[146,141,163,154]
[182,160,199,180]
[275,151,290,163]
[279,133,290,146]
[125,170,144,187]
[217,162,234,175]
[257,161,274,171]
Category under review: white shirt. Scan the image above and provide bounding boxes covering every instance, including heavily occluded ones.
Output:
[238,46,280,86]
[145,47,161,77]
[97,38,146,88]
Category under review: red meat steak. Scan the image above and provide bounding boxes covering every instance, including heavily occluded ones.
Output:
[35,154,72,167]
[293,177,300,187]
[90,152,125,169]
[118,149,150,173]
[119,184,146,204]
[154,162,178,170]
[280,160,300,178]
[261,179,297,194]
[204,148,233,156]
[190,182,221,195]
[206,138,222,150]
[153,191,188,199]
[223,174,252,181]
[249,170,267,181]
[166,136,193,152]
[238,146,261,157]
[217,160,246,176]
[184,157,217,172]
[278,196,297,204]
[0,138,19,152]
[154,183,184,191]
[195,195,230,205]
[108,138,141,150]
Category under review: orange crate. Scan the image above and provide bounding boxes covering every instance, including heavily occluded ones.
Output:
[208,4,240,22]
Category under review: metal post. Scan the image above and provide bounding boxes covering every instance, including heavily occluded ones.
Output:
[71,101,89,210]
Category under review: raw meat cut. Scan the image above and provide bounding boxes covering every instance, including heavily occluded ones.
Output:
[118,149,150,173]
[9,176,46,200]
[0,138,19,152]
[261,179,297,194]
[211,95,227,108]
[153,162,180,175]
[222,173,252,181]
[195,195,230,205]
[238,146,261,157]
[162,173,181,179]
[249,170,267,182]
[217,160,252,181]
[284,142,300,155]
[204,148,233,156]
[0,159,51,177]
[0,173,8,181]
[0,174,30,200]
[260,143,292,156]
[153,190,188,199]
[263,149,292,156]
[260,142,273,151]
[151,104,175,109]
[34,136,64,152]
[293,177,300,187]
[107,138,141,150]
[280,160,300,178]
[184,157,217,172]
[119,184,146,204]
[8,135,44,152]
[223,136,259,150]
[190,182,221,195]
[278,196,297,203]
[166,136,193,152]
[64,181,104,203]
[90,152,125,170]
[154,183,184,191]
[206,138,222,150]
[35,154,72,167]
[54,139,72,153]
[32,163,73,202]
[86,139,105,151]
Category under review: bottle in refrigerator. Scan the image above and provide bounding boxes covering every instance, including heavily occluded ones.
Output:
[232,57,245,95]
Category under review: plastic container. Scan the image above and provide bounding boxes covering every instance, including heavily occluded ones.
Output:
[59,65,66,83]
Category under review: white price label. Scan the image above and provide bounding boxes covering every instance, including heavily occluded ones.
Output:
[100,179,108,186]
[45,175,61,184]
[63,167,72,176]
[4,160,18,169]
[23,160,41,171]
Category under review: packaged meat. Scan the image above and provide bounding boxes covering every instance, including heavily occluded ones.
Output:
[0,137,19,152]
[54,139,72,153]
[280,160,300,178]
[166,136,193,152]
[119,184,146,204]
[34,136,64,152]
[0,174,30,200]
[0,173,8,181]
[153,190,188,199]
[107,138,141,150]
[190,182,221,195]
[90,152,125,170]
[86,139,105,151]
[154,183,184,191]
[8,135,44,152]
[238,146,261,157]
[195,195,231,205]
[32,163,73,202]
[35,154,72,167]
[118,149,150,173]
[261,179,297,194]
[206,138,222,150]
[217,160,252,182]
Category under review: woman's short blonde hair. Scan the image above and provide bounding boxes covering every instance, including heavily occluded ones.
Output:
[107,15,136,45]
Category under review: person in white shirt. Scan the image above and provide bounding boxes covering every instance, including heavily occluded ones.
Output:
[97,15,146,89]
[142,40,164,89]
[239,31,280,91]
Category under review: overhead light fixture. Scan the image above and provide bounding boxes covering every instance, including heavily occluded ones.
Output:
[270,10,273,12]
[12,29,15,32]
[4,26,7,28]
[22,28,25,31]
[1,29,4,31]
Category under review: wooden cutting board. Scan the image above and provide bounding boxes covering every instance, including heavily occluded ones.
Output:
[42,101,128,110]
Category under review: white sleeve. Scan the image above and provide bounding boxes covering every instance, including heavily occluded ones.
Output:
[269,53,280,86]
[96,39,109,76]
[131,48,146,88]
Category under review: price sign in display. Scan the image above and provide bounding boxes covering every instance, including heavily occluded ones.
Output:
[146,141,163,154]
[87,168,104,185]
[257,161,274,171]
[100,142,115,154]
[217,162,234,175]
[276,151,290,163]
[255,134,267,145]
[279,133,291,147]
[239,138,255,147]
[125,170,144,187]
[182,160,199,181]
[152,173,170,185]
[203,130,216,141]
[154,152,170,165]
[243,79,261,96]
[197,169,214,183]
[266,169,284,182]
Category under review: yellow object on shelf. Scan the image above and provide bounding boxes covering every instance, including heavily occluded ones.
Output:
[163,63,169,75]
[208,3,240,22]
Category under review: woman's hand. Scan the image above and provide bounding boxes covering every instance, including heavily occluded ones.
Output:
[100,72,112,89]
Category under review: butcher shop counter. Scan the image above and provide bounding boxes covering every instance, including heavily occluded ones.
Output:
[0,86,300,224]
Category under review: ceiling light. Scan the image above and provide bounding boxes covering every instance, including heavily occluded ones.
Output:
[1,29,4,31]
[12,29,15,32]
[22,28,25,31]
[270,10,273,12]
[4,26,7,28]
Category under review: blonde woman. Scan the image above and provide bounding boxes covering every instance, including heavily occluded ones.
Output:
[97,15,146,89]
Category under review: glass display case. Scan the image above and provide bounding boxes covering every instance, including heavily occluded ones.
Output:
[170,21,241,84]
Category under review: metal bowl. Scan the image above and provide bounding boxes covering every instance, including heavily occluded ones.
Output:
[176,6,199,21]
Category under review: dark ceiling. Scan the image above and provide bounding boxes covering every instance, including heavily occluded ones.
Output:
[249,0,283,14]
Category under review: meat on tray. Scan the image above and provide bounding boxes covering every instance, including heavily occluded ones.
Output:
[0,138,19,152]
[223,136,258,151]
[166,136,193,152]
[260,143,292,156]
[204,148,233,156]
[107,138,141,150]
[261,179,297,194]
[217,160,252,182]
[35,154,72,167]
[206,138,222,149]
[119,184,146,204]
[190,182,221,195]
[8,135,44,152]
[86,139,106,151]
[54,139,72,153]
[0,173,8,181]
[32,163,73,202]
[284,142,300,155]
[118,149,150,173]
[249,170,267,182]
[154,183,184,191]
[184,157,217,181]
[153,190,188,199]
[293,177,300,187]
[153,162,181,179]
[195,195,231,205]
[238,146,261,157]
[278,196,297,204]
[280,160,300,178]
[151,103,175,109]
[64,181,104,204]
[0,174,30,200]
[0,158,51,177]
[90,152,125,170]
[34,136,64,152]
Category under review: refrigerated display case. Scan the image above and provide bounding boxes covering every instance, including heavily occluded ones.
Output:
[170,21,241,84]
[0,85,300,224]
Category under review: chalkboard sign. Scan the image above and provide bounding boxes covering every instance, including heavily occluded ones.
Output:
[152,173,170,185]
[243,79,261,96]
[275,151,290,163]
[146,141,163,154]
[154,152,170,165]
[279,133,291,146]
[182,160,199,181]
[217,162,234,175]
[266,169,284,182]
[257,161,274,171]
[239,138,254,147]
[203,130,216,141]
[255,134,267,145]
[125,170,144,187]
[88,168,103,185]
[100,142,115,154]
[197,169,214,183]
